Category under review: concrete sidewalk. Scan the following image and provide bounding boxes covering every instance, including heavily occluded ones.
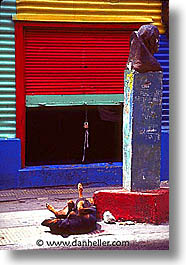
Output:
[0,185,122,213]
[0,183,169,250]
[0,208,169,250]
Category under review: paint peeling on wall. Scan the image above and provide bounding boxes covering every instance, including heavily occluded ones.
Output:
[123,70,134,191]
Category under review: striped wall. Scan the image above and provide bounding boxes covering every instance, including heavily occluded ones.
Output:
[0,0,16,138]
[155,34,169,180]
[14,0,165,34]
[155,34,169,132]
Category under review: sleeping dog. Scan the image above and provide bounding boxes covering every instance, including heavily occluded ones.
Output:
[41,183,97,235]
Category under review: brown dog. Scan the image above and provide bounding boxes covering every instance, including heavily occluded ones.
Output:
[41,183,97,235]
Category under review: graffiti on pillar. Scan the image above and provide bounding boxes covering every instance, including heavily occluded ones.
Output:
[123,70,163,191]
[131,72,162,191]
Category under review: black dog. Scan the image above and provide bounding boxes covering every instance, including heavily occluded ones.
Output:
[41,183,97,235]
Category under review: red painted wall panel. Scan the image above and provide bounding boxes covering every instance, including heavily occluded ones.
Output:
[15,23,26,167]
[24,25,131,95]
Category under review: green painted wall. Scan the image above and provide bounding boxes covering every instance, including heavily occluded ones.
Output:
[0,0,16,138]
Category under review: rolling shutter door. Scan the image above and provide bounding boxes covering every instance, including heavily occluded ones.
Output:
[24,25,131,95]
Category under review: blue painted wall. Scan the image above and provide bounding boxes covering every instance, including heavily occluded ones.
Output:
[0,138,21,189]
[155,34,169,181]
[160,132,169,181]
[18,162,122,189]
[155,34,169,132]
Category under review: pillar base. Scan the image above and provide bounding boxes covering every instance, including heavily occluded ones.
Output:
[93,188,169,224]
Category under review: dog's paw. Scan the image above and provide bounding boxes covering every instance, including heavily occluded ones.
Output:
[46,203,55,212]
[78,183,83,191]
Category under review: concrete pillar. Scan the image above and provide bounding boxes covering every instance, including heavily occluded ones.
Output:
[123,70,163,191]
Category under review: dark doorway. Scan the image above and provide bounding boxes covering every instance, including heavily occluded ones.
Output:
[26,106,122,166]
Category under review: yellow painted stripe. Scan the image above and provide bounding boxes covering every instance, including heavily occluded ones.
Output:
[15,0,165,34]
[13,14,153,23]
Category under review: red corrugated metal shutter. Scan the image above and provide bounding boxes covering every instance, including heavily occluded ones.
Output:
[24,25,131,95]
